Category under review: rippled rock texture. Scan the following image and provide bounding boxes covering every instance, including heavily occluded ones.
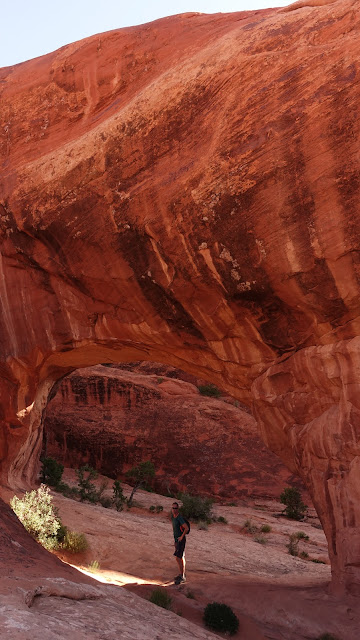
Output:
[1,0,360,593]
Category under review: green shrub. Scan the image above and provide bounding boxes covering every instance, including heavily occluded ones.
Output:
[11,484,61,550]
[40,457,64,487]
[76,465,98,503]
[179,493,213,522]
[112,480,126,511]
[300,551,309,559]
[88,560,100,571]
[280,487,308,520]
[155,505,163,513]
[315,634,339,640]
[99,496,112,508]
[149,505,156,512]
[126,461,156,507]
[61,530,88,553]
[254,535,267,544]
[149,588,172,610]
[312,558,326,564]
[243,519,258,534]
[186,589,196,599]
[260,524,271,533]
[203,602,239,635]
[217,516,228,524]
[198,384,221,398]
[296,531,309,540]
[56,481,79,499]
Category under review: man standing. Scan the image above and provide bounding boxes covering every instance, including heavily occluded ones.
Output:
[171,502,189,584]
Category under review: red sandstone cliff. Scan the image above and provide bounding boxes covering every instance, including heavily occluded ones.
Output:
[44,364,301,500]
[1,0,360,593]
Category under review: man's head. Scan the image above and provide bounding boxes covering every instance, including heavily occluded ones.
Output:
[171,502,179,516]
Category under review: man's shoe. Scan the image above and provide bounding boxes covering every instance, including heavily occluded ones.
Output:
[173,574,182,582]
[175,575,186,585]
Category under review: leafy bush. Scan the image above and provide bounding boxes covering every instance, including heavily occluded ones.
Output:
[243,519,258,534]
[76,465,98,503]
[112,480,126,511]
[11,484,61,550]
[155,505,163,513]
[61,530,88,553]
[296,531,309,540]
[40,457,64,487]
[217,516,228,524]
[280,487,308,520]
[149,505,156,512]
[312,558,326,564]
[254,535,267,544]
[287,531,309,556]
[126,461,155,507]
[198,384,221,398]
[203,602,239,635]
[300,551,309,559]
[88,560,100,571]
[56,481,79,499]
[149,588,172,610]
[99,496,112,508]
[179,493,213,522]
[260,524,271,533]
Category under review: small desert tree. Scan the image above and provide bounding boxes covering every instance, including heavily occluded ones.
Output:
[11,484,61,550]
[76,465,98,503]
[126,461,155,507]
[280,487,308,520]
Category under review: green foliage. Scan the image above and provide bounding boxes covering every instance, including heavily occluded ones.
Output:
[99,496,112,508]
[260,524,271,533]
[300,551,309,559]
[56,481,79,499]
[243,519,258,534]
[40,457,64,487]
[155,505,163,513]
[280,487,308,520]
[126,461,156,507]
[179,493,213,522]
[254,535,267,544]
[88,560,100,571]
[61,529,88,553]
[112,480,126,511]
[311,558,326,564]
[149,505,156,512]
[203,602,239,635]
[76,465,98,503]
[217,516,228,524]
[296,531,309,540]
[11,484,61,550]
[287,531,309,556]
[149,588,172,610]
[198,384,221,398]
[315,635,339,640]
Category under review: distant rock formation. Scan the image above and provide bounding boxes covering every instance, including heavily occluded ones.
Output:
[1,0,360,594]
[44,364,301,500]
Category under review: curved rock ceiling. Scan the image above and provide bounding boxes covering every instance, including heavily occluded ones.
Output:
[1,0,360,594]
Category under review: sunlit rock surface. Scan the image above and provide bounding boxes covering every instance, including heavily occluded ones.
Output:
[1,0,360,593]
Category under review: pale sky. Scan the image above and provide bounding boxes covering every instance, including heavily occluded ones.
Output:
[1,0,291,68]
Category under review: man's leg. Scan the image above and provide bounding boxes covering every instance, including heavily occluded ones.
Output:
[175,554,185,578]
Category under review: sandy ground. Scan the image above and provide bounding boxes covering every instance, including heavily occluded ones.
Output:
[45,469,359,640]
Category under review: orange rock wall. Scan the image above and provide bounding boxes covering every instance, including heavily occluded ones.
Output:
[44,365,300,500]
[1,0,360,593]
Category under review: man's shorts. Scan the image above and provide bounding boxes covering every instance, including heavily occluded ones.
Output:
[174,537,186,559]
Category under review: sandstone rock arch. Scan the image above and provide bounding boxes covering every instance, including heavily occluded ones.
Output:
[1,0,360,594]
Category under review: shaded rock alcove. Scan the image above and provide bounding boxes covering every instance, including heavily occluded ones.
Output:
[1,0,360,596]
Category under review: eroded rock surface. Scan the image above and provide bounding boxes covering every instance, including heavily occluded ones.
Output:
[44,364,301,500]
[1,0,360,593]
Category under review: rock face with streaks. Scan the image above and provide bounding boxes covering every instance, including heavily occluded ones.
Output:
[1,0,360,593]
[44,364,300,500]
